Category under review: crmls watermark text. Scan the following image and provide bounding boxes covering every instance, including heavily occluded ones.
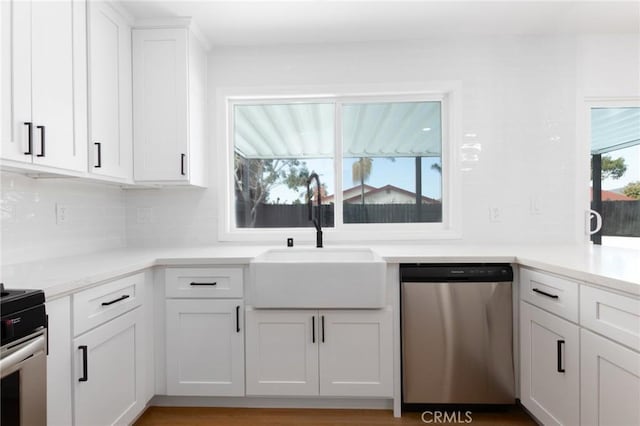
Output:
[421,410,473,424]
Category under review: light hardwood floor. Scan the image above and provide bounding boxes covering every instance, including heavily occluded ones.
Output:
[134,406,537,425]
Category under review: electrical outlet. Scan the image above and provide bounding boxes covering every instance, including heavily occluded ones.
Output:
[56,204,69,225]
[137,207,153,224]
[489,206,502,223]
[530,196,542,215]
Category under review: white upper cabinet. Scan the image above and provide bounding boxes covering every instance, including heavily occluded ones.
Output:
[2,0,87,172]
[132,23,207,186]
[87,1,133,181]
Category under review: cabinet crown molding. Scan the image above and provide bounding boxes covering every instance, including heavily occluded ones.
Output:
[133,17,211,51]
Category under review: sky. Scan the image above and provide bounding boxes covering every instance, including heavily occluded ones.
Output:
[267,156,442,204]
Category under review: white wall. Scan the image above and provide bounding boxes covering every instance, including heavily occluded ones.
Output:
[3,35,636,260]
[127,34,597,246]
[1,172,126,265]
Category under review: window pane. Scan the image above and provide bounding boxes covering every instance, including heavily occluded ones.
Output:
[590,107,640,248]
[341,101,442,224]
[233,103,335,228]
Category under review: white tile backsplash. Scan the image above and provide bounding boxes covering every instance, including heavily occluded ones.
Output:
[1,172,126,265]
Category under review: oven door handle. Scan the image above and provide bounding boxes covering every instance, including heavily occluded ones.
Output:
[0,335,46,378]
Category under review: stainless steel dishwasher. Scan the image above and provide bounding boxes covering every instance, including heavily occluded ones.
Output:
[400,264,515,406]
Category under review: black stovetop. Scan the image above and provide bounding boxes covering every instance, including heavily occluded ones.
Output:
[1,283,46,346]
[0,283,45,316]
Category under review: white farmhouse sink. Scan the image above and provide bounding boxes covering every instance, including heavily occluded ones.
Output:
[250,247,387,308]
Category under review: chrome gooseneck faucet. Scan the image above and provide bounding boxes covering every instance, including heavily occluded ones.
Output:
[306,172,323,248]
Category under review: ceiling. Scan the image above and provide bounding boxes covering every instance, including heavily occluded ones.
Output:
[119,1,640,48]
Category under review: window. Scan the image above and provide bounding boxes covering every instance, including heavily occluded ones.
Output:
[589,105,640,249]
[341,101,442,224]
[233,102,335,228]
[225,90,457,241]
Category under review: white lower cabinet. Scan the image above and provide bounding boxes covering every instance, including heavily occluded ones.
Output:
[520,301,579,426]
[246,307,393,397]
[165,299,245,396]
[319,309,393,397]
[46,297,73,426]
[245,309,319,396]
[73,307,145,426]
[581,329,640,426]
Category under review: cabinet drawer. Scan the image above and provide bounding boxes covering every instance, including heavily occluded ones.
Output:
[581,286,640,350]
[165,268,243,298]
[73,273,144,336]
[520,268,579,322]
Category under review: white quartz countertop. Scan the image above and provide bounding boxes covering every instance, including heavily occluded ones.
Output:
[1,244,639,299]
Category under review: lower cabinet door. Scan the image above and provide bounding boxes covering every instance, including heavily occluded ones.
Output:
[581,329,640,426]
[74,308,144,426]
[46,297,73,426]
[520,302,579,426]
[245,309,319,396]
[165,299,245,396]
[319,308,393,397]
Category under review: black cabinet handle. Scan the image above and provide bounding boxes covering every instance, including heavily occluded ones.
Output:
[312,316,315,343]
[36,125,45,157]
[181,153,186,175]
[189,282,217,286]
[321,315,325,343]
[24,122,33,155]
[557,340,565,373]
[78,345,88,382]
[94,142,102,168]
[236,305,240,333]
[101,294,130,306]
[532,288,559,299]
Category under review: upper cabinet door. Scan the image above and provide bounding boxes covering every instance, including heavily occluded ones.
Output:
[2,0,31,162]
[2,0,87,172]
[88,1,132,180]
[132,28,189,182]
[31,0,86,171]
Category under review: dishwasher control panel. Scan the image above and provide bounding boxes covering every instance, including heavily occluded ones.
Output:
[400,263,513,282]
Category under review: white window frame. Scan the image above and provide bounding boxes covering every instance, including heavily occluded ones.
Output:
[216,83,462,243]
[578,96,640,246]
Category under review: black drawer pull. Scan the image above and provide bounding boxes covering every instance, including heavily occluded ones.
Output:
[321,315,325,343]
[557,340,565,373]
[79,345,88,382]
[181,153,186,175]
[189,282,217,286]
[36,125,45,157]
[532,288,559,299]
[101,294,130,306]
[236,305,240,333]
[312,316,315,343]
[24,122,33,155]
[94,142,102,168]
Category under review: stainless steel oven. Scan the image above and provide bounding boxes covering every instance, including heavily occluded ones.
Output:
[0,284,47,426]
[1,330,47,426]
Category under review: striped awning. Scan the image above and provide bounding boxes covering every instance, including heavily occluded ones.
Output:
[234,101,442,159]
[591,107,640,154]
